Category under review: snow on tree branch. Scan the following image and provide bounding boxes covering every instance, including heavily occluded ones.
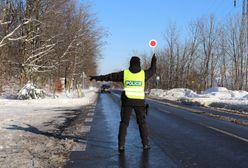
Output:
[25,44,56,64]
[0,23,23,47]
[25,35,40,42]
[8,35,27,41]
[0,19,33,48]
[60,28,86,59]
[0,20,11,25]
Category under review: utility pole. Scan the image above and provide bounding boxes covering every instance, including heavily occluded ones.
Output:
[244,0,248,90]
[241,0,248,89]
[234,0,248,16]
[234,0,248,89]
[242,0,248,16]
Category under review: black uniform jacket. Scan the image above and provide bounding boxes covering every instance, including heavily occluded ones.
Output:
[93,55,156,106]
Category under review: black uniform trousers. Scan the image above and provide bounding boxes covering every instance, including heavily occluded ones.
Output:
[118,105,149,147]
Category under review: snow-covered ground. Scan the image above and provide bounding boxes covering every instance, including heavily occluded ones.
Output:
[1,85,248,167]
[149,87,248,113]
[0,88,98,168]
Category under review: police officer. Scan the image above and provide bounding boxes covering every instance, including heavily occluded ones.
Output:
[90,53,156,152]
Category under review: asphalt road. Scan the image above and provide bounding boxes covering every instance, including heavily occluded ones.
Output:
[66,93,248,168]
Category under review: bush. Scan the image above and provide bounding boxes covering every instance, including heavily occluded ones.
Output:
[17,82,47,100]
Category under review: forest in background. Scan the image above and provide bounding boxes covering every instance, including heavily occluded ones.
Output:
[0,0,105,93]
[142,14,248,92]
[1,0,248,94]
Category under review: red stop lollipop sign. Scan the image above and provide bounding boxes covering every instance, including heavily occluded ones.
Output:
[149,39,157,48]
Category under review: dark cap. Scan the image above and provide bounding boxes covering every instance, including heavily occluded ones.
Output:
[130,56,140,66]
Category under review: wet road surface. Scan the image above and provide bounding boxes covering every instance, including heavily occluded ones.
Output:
[66,93,248,168]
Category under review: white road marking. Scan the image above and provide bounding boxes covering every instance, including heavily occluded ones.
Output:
[72,143,87,152]
[149,98,248,144]
[85,118,93,122]
[81,126,91,133]
[201,124,248,143]
[81,144,87,151]
[147,98,203,113]
[71,126,91,152]
[160,109,171,114]
[87,113,94,116]
[72,108,95,152]
[71,115,94,152]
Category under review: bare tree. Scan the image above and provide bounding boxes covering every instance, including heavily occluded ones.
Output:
[198,15,218,90]
[225,16,246,90]
[163,23,179,89]
[0,0,105,93]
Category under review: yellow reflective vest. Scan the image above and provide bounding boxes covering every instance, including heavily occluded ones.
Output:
[123,69,145,99]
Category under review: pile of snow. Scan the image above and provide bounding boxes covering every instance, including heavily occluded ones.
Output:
[203,87,229,93]
[17,82,47,100]
[150,87,248,101]
[149,87,248,111]
[200,87,248,100]
[0,88,98,108]
[149,88,198,101]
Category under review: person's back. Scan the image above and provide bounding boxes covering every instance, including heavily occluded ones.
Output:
[90,54,157,152]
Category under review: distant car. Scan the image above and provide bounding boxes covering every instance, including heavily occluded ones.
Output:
[101,84,111,93]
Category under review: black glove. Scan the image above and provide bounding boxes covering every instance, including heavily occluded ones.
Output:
[152,53,157,62]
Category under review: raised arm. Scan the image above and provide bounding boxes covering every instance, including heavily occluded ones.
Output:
[144,53,157,81]
[90,71,124,82]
